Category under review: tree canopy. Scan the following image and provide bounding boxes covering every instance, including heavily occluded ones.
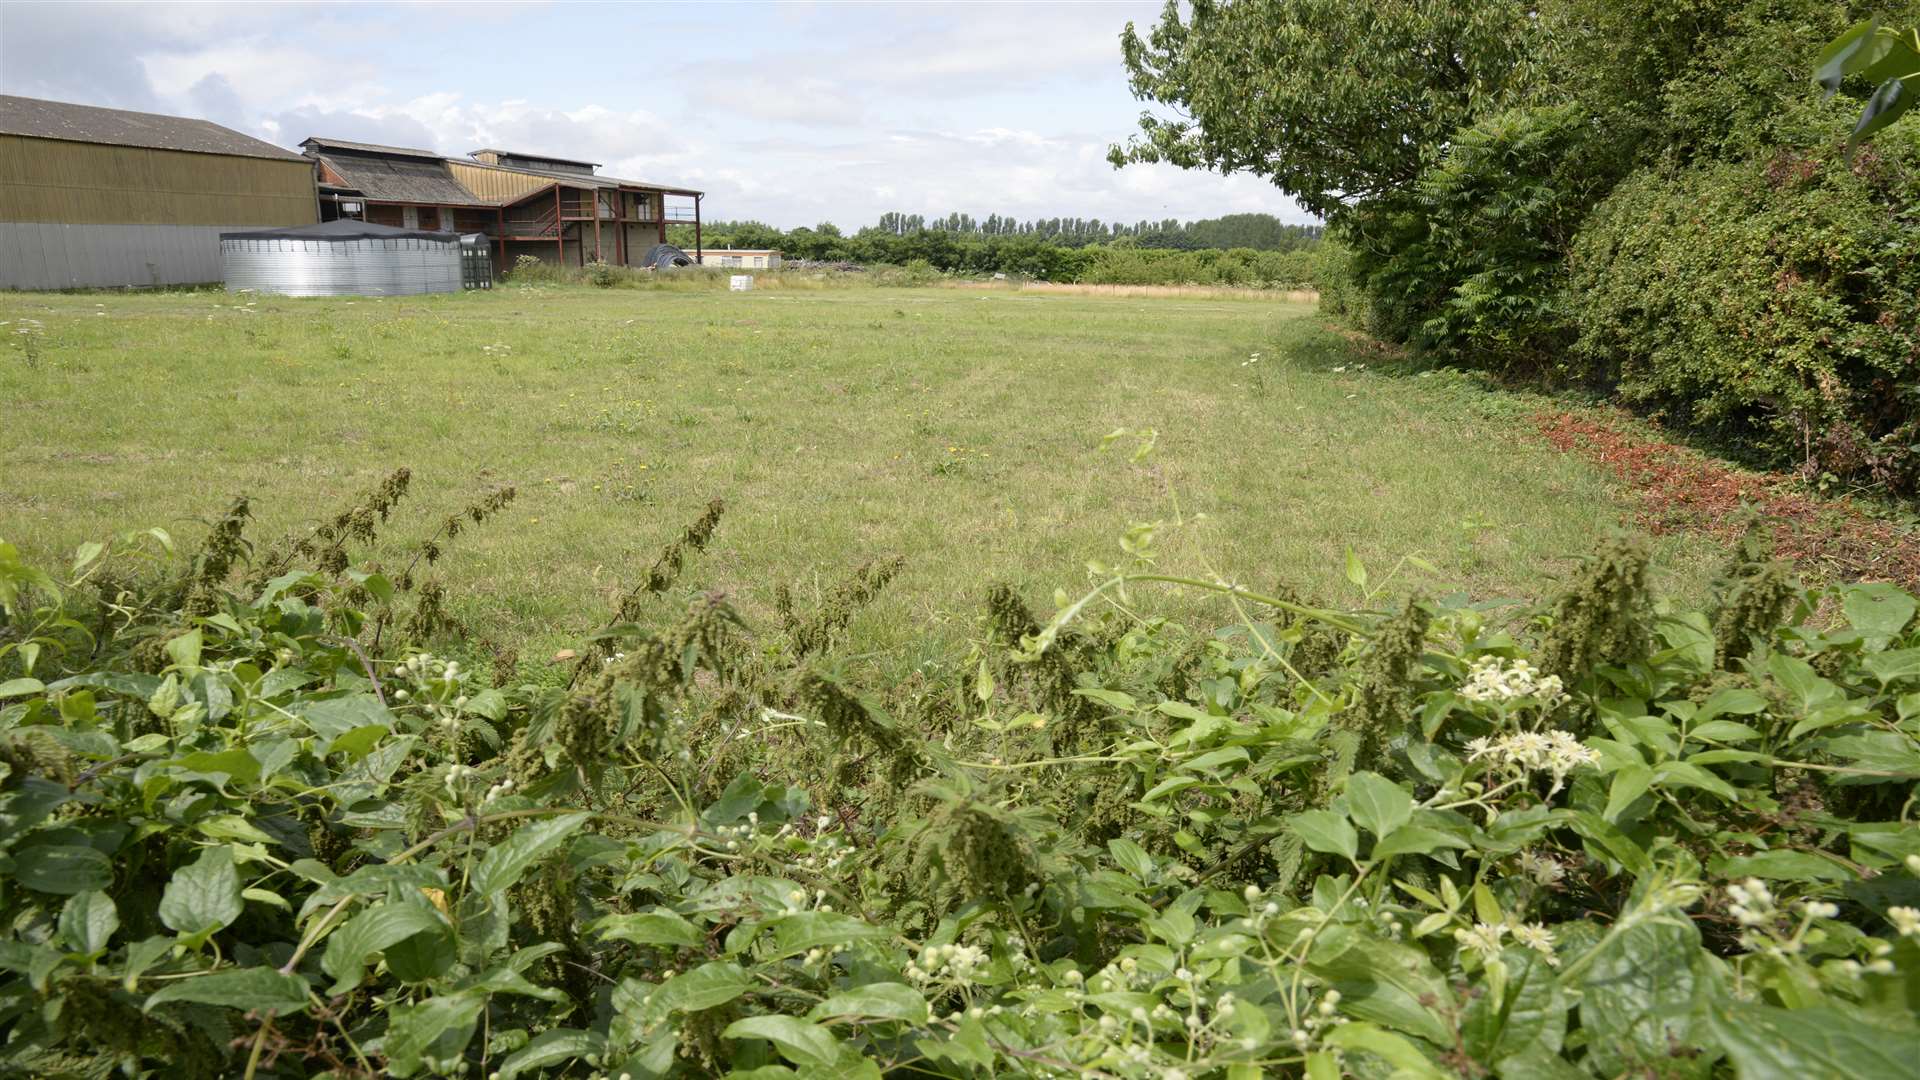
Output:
[1109,0,1540,218]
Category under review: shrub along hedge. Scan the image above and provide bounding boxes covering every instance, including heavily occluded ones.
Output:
[3,480,1918,1077]
[1568,137,1920,492]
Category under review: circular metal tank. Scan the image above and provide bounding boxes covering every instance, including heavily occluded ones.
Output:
[220,219,463,297]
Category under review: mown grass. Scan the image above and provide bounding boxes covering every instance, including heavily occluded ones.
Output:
[0,283,1716,668]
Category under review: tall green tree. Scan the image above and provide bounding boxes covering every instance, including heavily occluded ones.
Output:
[1109,0,1540,218]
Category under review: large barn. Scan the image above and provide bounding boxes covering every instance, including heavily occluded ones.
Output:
[303,138,705,271]
[0,95,317,289]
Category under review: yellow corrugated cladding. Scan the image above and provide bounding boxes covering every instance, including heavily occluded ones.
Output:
[447,162,550,203]
[0,135,316,226]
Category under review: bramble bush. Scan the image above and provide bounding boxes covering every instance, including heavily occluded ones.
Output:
[3,469,1919,1077]
[1567,131,1920,491]
[1338,104,1606,370]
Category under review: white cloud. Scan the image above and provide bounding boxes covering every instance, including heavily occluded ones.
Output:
[0,0,1311,229]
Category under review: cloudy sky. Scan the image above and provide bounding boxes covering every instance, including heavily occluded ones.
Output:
[0,1,1310,230]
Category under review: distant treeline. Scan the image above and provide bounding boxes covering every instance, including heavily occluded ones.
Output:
[668,211,1324,287]
[866,211,1321,249]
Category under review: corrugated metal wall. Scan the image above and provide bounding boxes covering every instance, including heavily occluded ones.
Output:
[0,222,230,288]
[0,135,314,226]
[447,162,549,203]
[0,134,316,288]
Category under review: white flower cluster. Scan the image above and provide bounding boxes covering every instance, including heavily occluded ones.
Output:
[1453,920,1559,966]
[1283,987,1346,1051]
[1889,905,1920,938]
[1518,849,1567,887]
[1466,729,1599,794]
[1726,878,1776,927]
[711,813,761,854]
[1836,942,1897,978]
[393,652,474,728]
[906,942,988,986]
[443,763,474,796]
[792,821,852,876]
[1458,656,1565,705]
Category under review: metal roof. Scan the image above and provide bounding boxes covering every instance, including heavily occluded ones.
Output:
[301,137,444,160]
[461,158,701,197]
[472,147,600,169]
[313,152,493,207]
[221,219,457,242]
[0,94,307,161]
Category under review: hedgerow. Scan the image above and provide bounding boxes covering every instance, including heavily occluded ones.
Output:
[1566,134,1920,490]
[2,479,1918,1078]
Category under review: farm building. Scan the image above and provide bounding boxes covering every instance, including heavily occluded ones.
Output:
[700,248,782,269]
[0,94,317,289]
[302,138,704,271]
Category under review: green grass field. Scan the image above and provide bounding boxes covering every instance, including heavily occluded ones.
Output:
[1,283,1714,666]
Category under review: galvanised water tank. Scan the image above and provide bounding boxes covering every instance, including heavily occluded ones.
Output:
[219,219,463,297]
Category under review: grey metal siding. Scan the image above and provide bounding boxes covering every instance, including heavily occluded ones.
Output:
[0,221,232,288]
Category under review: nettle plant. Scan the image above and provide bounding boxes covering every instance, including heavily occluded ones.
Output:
[1,471,1918,1078]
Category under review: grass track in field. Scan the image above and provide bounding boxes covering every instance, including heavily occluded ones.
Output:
[0,284,1715,666]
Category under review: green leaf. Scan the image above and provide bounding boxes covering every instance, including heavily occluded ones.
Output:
[172,748,262,787]
[1708,1000,1920,1080]
[320,901,447,995]
[1290,809,1359,862]
[1821,732,1920,775]
[1714,850,1854,883]
[1578,919,1715,1078]
[71,540,105,576]
[594,909,704,949]
[650,961,752,1014]
[1843,582,1916,646]
[1651,760,1739,802]
[59,890,118,954]
[809,982,929,1024]
[1768,654,1835,710]
[1073,688,1137,712]
[1695,687,1768,721]
[16,844,113,895]
[120,935,175,991]
[384,992,486,1078]
[165,628,202,670]
[1604,765,1653,823]
[1107,838,1153,879]
[1816,19,1887,93]
[1308,933,1453,1045]
[1346,771,1413,838]
[299,694,394,746]
[1687,720,1760,743]
[143,966,309,1015]
[723,1015,848,1069]
[1462,947,1564,1063]
[472,812,591,895]
[1866,648,1920,686]
[1372,825,1469,859]
[1345,547,1368,589]
[1323,1022,1449,1078]
[758,911,888,960]
[0,677,45,698]
[158,846,242,936]
[499,1028,605,1080]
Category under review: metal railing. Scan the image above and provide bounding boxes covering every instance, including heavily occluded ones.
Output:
[507,204,561,238]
